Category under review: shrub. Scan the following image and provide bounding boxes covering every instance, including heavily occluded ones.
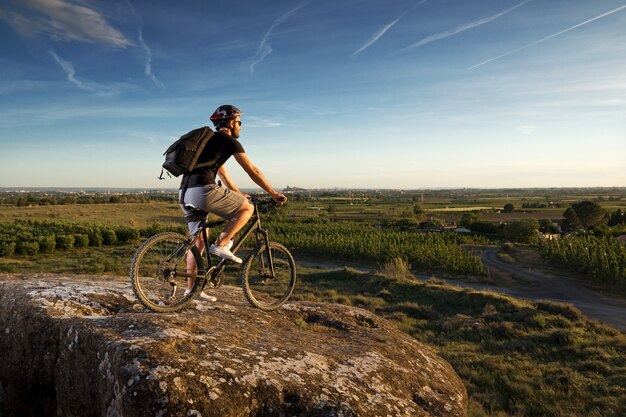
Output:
[380,257,413,281]
[173,225,187,235]
[115,227,140,243]
[144,222,166,237]
[0,241,16,257]
[16,240,39,255]
[101,228,117,245]
[38,235,56,253]
[74,233,90,248]
[87,228,103,246]
[55,234,75,251]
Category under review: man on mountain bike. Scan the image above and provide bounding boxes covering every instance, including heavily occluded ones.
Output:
[180,104,286,300]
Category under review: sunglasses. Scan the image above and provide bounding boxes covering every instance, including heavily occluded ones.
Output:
[234,120,242,126]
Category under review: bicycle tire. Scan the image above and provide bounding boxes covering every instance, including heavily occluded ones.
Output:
[241,242,296,311]
[130,232,202,313]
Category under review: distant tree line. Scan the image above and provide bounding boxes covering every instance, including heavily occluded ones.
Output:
[1,192,178,206]
[0,220,184,257]
[457,200,626,243]
[521,202,562,209]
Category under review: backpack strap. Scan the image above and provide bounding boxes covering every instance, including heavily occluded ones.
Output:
[158,167,172,180]
[179,175,191,204]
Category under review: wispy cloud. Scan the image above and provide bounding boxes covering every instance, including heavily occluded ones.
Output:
[394,0,532,54]
[250,2,308,74]
[125,0,164,88]
[0,0,131,47]
[352,0,427,58]
[246,116,282,128]
[49,50,131,96]
[49,50,101,94]
[468,3,626,70]
[137,29,164,88]
[352,17,403,58]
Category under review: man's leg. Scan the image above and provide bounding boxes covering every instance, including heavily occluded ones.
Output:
[215,200,254,246]
[186,235,205,291]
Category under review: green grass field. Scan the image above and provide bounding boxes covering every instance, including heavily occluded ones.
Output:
[1,190,625,417]
[291,266,625,417]
[0,201,184,228]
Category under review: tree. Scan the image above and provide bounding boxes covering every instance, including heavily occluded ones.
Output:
[412,204,427,222]
[503,219,540,244]
[503,203,514,213]
[562,207,582,232]
[468,221,502,235]
[609,209,625,226]
[565,201,607,230]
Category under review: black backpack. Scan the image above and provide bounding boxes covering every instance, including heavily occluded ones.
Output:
[159,126,214,179]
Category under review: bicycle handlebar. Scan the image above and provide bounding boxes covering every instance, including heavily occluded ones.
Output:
[249,196,285,206]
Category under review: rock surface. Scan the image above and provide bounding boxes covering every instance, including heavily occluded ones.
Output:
[0,273,467,417]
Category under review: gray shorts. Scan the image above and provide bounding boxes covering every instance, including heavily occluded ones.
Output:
[179,185,247,234]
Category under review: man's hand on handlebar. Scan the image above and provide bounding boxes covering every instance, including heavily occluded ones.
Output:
[271,192,287,205]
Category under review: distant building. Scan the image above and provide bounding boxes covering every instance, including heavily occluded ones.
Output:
[283,185,308,193]
[541,233,561,241]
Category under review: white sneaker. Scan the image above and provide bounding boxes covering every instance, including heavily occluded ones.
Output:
[209,244,242,264]
[183,289,217,302]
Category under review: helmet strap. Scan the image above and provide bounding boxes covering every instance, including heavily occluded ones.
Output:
[218,125,232,135]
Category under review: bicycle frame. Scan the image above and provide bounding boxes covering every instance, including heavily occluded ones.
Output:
[188,202,275,289]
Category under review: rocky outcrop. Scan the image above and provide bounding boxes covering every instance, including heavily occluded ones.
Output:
[0,273,467,417]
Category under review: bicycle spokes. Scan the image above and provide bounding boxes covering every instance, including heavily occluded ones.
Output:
[130,232,199,312]
[242,242,296,311]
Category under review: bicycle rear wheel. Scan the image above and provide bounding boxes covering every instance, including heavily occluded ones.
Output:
[241,242,296,311]
[130,232,201,312]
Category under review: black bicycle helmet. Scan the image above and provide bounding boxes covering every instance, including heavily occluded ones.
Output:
[210,105,243,126]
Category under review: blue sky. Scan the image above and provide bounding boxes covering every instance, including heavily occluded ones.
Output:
[1,0,624,189]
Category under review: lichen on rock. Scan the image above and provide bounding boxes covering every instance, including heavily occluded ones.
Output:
[0,273,467,416]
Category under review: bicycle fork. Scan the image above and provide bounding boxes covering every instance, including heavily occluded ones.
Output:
[257,229,275,280]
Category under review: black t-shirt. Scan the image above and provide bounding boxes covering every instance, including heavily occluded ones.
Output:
[181,130,245,188]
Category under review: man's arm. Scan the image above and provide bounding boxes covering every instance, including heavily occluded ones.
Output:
[217,166,241,193]
[233,153,286,203]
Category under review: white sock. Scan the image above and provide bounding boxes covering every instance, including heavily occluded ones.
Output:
[216,232,229,246]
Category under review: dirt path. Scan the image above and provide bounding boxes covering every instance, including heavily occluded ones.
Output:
[480,248,626,331]
[298,252,626,332]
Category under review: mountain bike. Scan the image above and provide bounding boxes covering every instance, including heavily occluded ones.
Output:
[130,197,296,312]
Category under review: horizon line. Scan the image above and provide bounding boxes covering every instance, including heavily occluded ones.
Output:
[2,186,625,192]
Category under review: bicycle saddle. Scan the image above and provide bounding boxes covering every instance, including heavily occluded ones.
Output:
[184,205,208,223]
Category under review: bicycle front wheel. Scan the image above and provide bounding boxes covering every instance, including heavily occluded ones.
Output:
[130,232,201,313]
[242,242,296,311]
